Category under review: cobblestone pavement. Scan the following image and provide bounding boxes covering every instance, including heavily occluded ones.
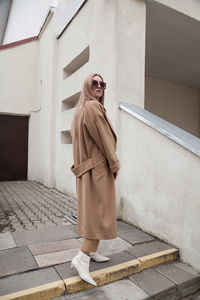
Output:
[0,181,77,233]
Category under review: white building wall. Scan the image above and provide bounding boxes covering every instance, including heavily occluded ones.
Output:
[145,77,200,137]
[28,14,57,187]
[0,40,39,115]
[115,0,146,109]
[119,109,200,271]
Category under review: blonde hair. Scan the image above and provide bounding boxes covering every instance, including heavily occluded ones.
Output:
[71,73,105,136]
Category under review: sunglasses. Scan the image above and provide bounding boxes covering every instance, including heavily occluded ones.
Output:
[92,79,106,89]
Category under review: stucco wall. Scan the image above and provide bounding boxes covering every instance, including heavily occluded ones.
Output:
[0,40,39,115]
[115,0,146,108]
[119,108,200,271]
[145,76,200,138]
[28,15,57,187]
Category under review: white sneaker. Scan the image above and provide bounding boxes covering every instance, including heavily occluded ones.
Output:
[89,252,110,262]
[71,250,97,286]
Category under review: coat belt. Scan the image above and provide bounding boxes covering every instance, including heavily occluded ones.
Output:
[71,158,94,178]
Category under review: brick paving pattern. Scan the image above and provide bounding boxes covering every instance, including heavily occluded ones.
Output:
[0,181,77,233]
[0,181,199,299]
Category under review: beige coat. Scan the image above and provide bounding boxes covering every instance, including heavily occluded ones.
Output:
[71,75,120,240]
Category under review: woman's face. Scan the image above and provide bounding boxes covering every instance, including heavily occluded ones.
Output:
[91,75,104,100]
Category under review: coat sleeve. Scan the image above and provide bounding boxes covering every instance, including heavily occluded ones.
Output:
[83,101,120,174]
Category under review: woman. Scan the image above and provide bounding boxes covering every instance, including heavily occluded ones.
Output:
[70,73,120,286]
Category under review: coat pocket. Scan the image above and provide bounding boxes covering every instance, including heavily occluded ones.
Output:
[71,158,94,177]
[92,159,109,181]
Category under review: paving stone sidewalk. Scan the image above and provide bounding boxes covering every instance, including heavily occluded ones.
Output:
[0,219,200,299]
[0,180,200,299]
[0,181,77,232]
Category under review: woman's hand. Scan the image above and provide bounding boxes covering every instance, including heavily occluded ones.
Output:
[114,171,118,180]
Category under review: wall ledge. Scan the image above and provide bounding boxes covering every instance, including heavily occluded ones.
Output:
[119,102,200,158]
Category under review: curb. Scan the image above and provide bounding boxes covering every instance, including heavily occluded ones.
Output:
[64,248,179,294]
[0,280,65,300]
[0,248,179,300]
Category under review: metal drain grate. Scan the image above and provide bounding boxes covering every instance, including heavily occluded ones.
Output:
[64,214,77,224]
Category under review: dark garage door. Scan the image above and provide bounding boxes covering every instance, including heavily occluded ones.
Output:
[0,115,29,181]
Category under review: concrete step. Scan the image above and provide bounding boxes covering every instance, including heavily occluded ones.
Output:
[54,260,200,300]
[0,221,200,300]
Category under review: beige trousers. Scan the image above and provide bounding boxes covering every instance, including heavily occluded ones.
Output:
[81,238,99,252]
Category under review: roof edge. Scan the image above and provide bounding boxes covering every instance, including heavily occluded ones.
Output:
[0,36,38,50]
[37,10,53,39]
[57,0,88,39]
